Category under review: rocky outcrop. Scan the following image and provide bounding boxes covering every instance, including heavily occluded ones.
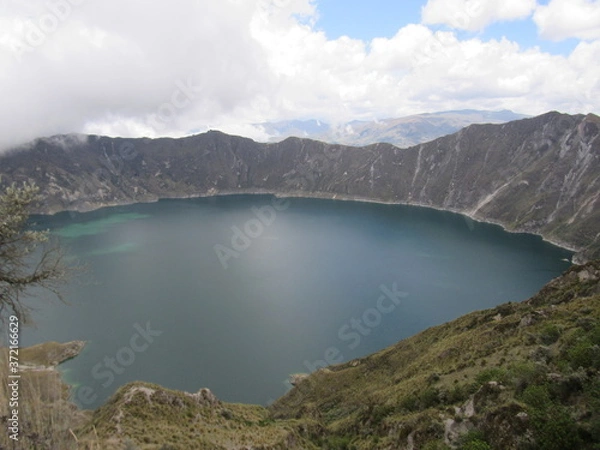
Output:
[289,373,310,386]
[19,340,86,368]
[1,111,599,260]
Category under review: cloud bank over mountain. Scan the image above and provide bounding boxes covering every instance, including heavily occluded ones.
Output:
[0,0,598,150]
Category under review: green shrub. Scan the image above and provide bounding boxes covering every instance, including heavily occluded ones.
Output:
[420,388,441,408]
[539,324,561,345]
[422,440,451,450]
[369,404,395,425]
[447,384,470,404]
[258,418,275,426]
[399,394,419,412]
[567,341,600,369]
[458,430,491,450]
[587,325,600,345]
[587,418,600,442]
[521,384,552,411]
[531,406,581,450]
[561,325,600,370]
[321,435,355,450]
[475,367,508,386]
[508,362,546,394]
[460,440,491,450]
[584,378,600,411]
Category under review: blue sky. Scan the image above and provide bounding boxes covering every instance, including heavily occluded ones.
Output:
[0,0,598,146]
[476,20,579,54]
[314,0,423,41]
[314,0,578,55]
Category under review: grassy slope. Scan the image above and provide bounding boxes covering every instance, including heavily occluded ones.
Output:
[271,260,600,449]
[78,383,319,449]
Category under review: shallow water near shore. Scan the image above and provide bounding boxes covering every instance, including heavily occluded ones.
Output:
[22,195,572,409]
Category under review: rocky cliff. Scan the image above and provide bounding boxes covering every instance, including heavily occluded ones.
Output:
[1,111,599,260]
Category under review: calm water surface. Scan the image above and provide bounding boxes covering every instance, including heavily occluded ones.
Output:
[22,195,572,409]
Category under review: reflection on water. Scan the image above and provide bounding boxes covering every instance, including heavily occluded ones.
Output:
[23,195,572,409]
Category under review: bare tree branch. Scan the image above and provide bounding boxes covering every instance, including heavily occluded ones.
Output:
[0,181,72,325]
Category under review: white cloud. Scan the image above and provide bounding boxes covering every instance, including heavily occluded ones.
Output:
[421,0,536,31]
[533,0,600,41]
[0,0,283,149]
[0,0,597,151]
[248,17,598,120]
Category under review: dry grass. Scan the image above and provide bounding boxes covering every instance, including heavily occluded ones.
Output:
[0,343,89,450]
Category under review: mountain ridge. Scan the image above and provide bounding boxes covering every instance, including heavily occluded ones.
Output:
[0,111,599,262]
[257,109,528,147]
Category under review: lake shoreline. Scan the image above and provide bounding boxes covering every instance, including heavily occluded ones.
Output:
[26,193,574,410]
[37,188,580,262]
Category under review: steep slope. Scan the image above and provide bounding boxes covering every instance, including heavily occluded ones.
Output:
[0,111,599,260]
[269,260,600,449]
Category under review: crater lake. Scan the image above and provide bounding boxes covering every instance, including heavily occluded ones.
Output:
[22,195,573,409]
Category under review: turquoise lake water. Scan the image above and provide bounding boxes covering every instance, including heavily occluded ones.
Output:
[21,195,572,409]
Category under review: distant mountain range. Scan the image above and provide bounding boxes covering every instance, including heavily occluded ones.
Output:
[258,109,528,147]
[1,111,598,262]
